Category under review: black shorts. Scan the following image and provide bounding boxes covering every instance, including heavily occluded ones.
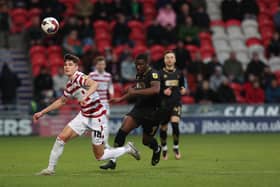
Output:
[127,107,160,136]
[160,104,182,125]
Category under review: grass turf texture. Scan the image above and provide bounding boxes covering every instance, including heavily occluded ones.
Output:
[0,134,279,187]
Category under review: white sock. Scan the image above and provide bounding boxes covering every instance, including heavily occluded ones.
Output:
[99,146,129,161]
[47,137,65,171]
[162,145,168,151]
[173,145,179,149]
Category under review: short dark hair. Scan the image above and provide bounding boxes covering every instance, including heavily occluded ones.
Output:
[135,53,148,62]
[64,53,80,64]
[94,56,106,64]
[164,50,175,57]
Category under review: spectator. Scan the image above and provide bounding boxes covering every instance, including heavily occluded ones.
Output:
[63,30,83,56]
[174,40,191,71]
[12,0,27,8]
[120,51,136,83]
[25,16,43,46]
[78,17,94,47]
[27,0,43,9]
[262,67,276,89]
[274,5,280,32]
[147,20,165,46]
[221,0,241,21]
[127,0,143,20]
[0,63,21,110]
[112,13,131,46]
[265,78,280,103]
[53,66,68,97]
[223,51,244,83]
[176,3,192,25]
[104,47,119,81]
[187,52,207,79]
[162,24,177,45]
[245,52,267,81]
[82,45,100,74]
[216,78,236,103]
[41,0,66,22]
[191,0,206,10]
[177,16,200,46]
[111,0,128,18]
[244,80,265,104]
[195,80,216,104]
[239,0,259,20]
[61,16,79,37]
[34,66,53,97]
[0,0,9,48]
[156,3,176,29]
[75,0,94,20]
[209,66,227,92]
[207,54,222,79]
[268,32,280,57]
[192,6,210,30]
[93,0,110,21]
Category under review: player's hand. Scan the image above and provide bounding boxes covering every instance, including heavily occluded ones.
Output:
[109,97,122,103]
[33,111,44,123]
[164,88,172,96]
[127,87,136,95]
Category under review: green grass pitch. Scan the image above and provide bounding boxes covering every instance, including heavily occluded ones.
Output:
[0,134,279,187]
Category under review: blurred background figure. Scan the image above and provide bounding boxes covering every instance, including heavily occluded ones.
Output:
[0,63,21,110]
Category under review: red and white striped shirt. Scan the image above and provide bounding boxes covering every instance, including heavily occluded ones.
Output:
[89,70,114,105]
[63,71,106,118]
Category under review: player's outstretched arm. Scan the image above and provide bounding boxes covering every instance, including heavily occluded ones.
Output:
[128,81,160,96]
[33,96,68,122]
[110,93,131,103]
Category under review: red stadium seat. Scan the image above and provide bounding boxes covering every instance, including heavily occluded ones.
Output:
[30,45,46,57]
[96,40,111,53]
[149,45,165,61]
[28,8,42,17]
[181,96,195,104]
[113,45,129,60]
[246,38,262,46]
[132,45,148,57]
[166,44,176,50]
[185,45,199,60]
[10,8,27,25]
[210,20,225,27]
[128,20,144,31]
[93,20,110,32]
[226,19,241,27]
[95,32,111,42]
[47,45,62,56]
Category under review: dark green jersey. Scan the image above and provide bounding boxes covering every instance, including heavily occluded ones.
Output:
[159,67,185,107]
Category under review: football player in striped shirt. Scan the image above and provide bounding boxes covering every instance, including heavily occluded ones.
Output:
[89,56,114,148]
[33,54,140,175]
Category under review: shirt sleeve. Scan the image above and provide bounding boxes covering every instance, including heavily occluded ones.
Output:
[63,89,71,98]
[150,70,160,82]
[76,74,88,87]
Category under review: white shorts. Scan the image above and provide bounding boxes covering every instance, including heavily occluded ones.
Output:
[68,112,107,145]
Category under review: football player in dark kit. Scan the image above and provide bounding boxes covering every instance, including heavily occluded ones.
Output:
[100,53,162,170]
[159,50,186,160]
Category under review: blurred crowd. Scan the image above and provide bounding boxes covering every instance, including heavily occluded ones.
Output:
[0,0,280,109]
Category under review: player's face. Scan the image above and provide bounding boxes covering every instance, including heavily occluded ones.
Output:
[135,59,147,74]
[64,60,78,77]
[164,53,176,67]
[96,60,106,73]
